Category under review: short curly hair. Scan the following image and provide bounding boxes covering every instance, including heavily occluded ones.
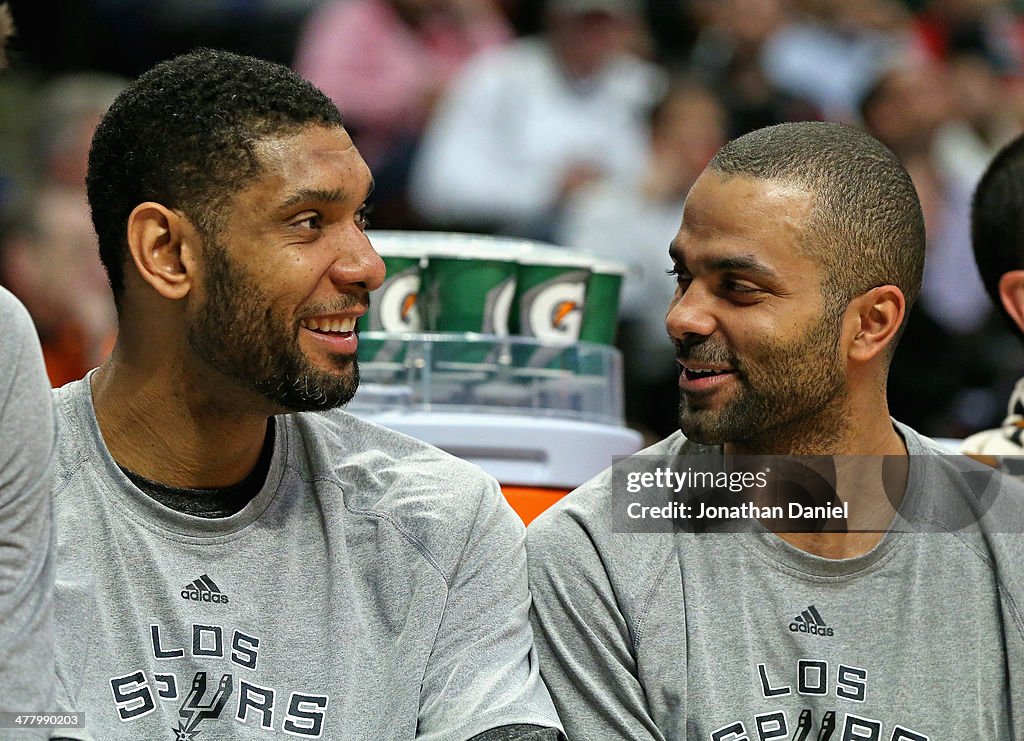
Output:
[86,48,343,303]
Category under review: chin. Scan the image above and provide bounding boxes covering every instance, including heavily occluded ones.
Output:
[256,365,360,413]
[678,417,723,446]
[679,400,723,444]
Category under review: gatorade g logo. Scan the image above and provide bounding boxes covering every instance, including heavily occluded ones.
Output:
[521,271,587,343]
[371,266,420,331]
[482,276,515,335]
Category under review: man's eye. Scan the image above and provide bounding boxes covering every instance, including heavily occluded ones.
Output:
[724,281,756,293]
[666,266,691,284]
[722,279,764,296]
[294,214,321,230]
[356,204,373,231]
[722,280,765,302]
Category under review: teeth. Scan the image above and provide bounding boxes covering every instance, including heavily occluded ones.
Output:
[689,368,726,378]
[301,316,356,334]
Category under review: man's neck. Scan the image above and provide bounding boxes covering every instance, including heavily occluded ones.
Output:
[724,404,910,559]
[774,451,909,559]
[91,351,274,489]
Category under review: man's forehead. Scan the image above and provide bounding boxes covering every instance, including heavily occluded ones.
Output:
[676,171,813,251]
[242,125,371,203]
[252,124,355,164]
[248,124,358,171]
[682,170,813,229]
[671,171,821,270]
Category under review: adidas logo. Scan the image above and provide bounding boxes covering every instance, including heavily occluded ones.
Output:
[180,574,230,605]
[789,605,833,637]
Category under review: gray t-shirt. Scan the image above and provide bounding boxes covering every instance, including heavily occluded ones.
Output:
[0,287,56,737]
[528,423,1024,740]
[51,376,561,740]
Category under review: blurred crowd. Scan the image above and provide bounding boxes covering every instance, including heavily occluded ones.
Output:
[3,0,1024,439]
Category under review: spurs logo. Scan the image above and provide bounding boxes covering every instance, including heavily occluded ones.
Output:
[172,671,233,740]
[111,622,330,736]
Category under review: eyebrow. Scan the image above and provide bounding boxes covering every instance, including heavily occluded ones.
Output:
[707,255,778,279]
[280,178,376,210]
[668,243,780,280]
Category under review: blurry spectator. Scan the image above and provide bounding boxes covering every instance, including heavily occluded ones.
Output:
[761,0,915,121]
[863,59,1013,435]
[0,73,122,387]
[862,60,991,334]
[410,0,665,239]
[558,78,727,437]
[933,52,1021,184]
[688,0,820,135]
[0,2,24,212]
[34,73,125,188]
[645,0,700,65]
[0,186,115,386]
[294,0,512,226]
[0,2,10,71]
[913,0,1024,73]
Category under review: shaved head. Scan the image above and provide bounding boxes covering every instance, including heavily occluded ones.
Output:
[709,122,925,329]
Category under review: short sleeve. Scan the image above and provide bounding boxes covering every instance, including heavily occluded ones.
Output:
[417,479,562,740]
[527,506,664,740]
[0,288,56,735]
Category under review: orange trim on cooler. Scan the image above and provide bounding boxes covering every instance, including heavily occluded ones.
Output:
[501,485,569,526]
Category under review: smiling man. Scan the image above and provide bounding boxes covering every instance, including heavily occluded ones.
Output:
[48,49,561,740]
[527,122,1024,739]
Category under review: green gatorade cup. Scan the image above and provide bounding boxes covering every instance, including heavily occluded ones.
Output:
[362,238,424,363]
[578,257,628,345]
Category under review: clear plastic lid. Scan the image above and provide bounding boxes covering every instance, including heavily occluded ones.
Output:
[368,230,606,268]
[351,332,627,426]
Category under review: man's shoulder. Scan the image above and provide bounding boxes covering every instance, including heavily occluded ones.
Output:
[0,287,47,388]
[482,36,546,68]
[0,285,50,401]
[290,409,515,570]
[896,421,1024,593]
[293,407,493,482]
[49,378,95,481]
[530,431,690,528]
[528,432,687,565]
[0,286,31,332]
[897,419,1024,496]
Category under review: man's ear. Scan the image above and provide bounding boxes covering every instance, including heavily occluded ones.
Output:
[846,285,906,363]
[125,202,197,300]
[998,270,1024,335]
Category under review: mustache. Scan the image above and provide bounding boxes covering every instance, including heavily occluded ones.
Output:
[673,336,738,367]
[300,293,369,319]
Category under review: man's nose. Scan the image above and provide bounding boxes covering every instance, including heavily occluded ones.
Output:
[665,282,716,339]
[328,229,386,292]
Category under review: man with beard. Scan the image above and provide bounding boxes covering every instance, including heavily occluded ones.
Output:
[48,49,562,741]
[527,122,1024,739]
